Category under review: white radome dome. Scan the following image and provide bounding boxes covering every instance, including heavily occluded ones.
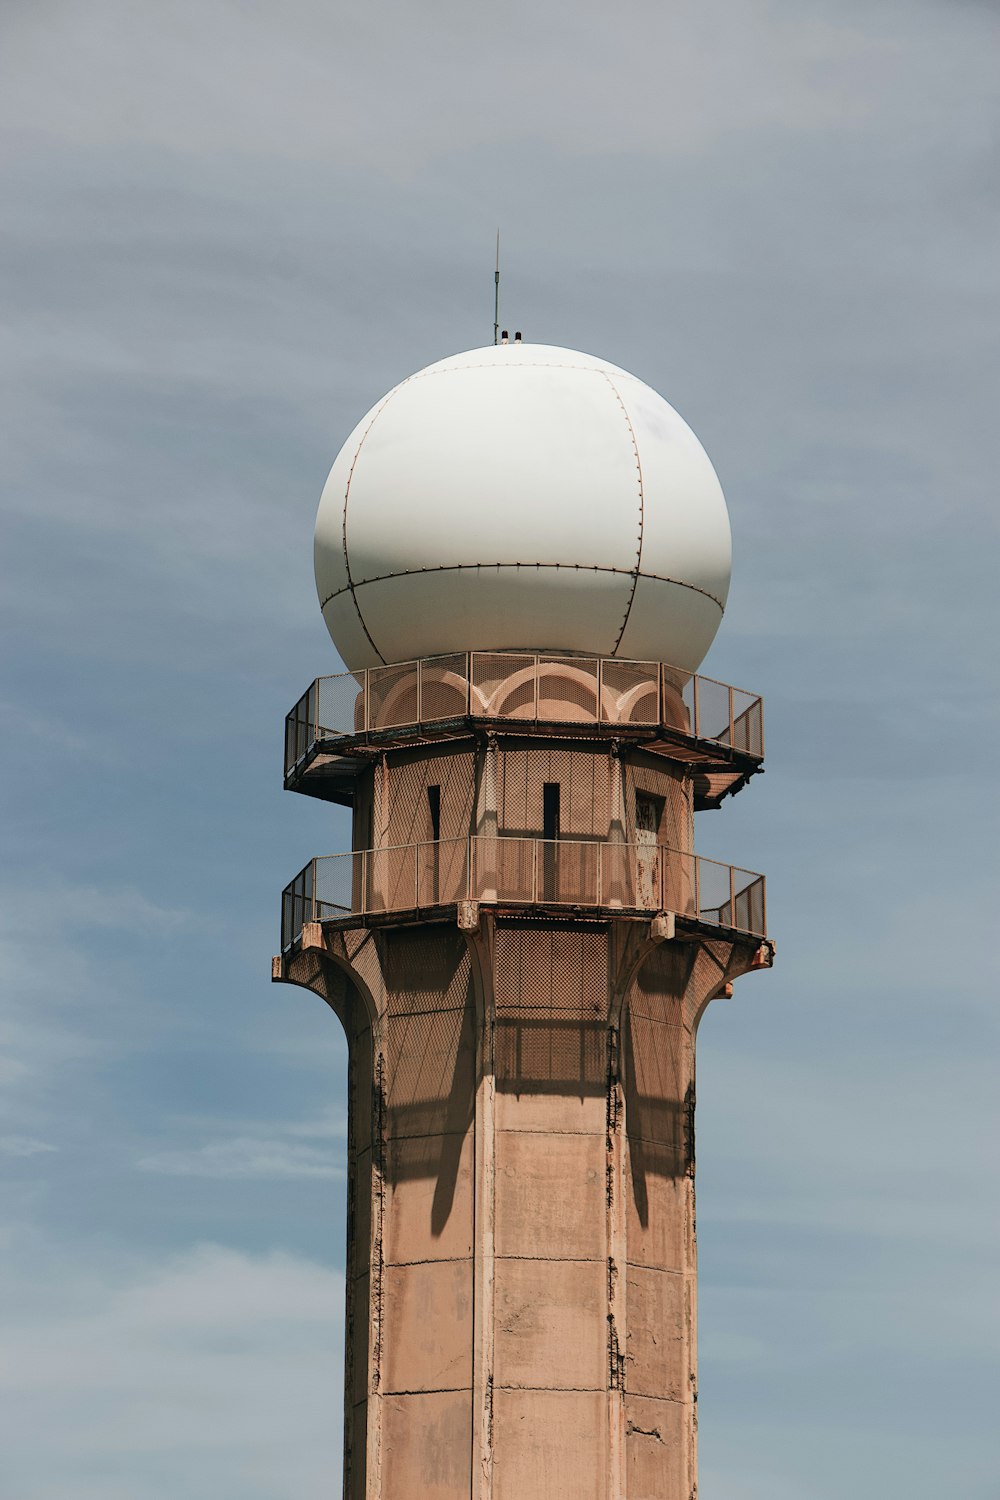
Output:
[314,342,731,673]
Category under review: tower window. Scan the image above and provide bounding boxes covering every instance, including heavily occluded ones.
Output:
[427,784,441,842]
[542,782,560,841]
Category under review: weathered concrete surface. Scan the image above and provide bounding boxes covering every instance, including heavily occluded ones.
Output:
[274,734,770,1497]
[277,913,770,1499]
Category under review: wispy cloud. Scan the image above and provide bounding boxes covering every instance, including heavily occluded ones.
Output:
[0,1135,57,1158]
[136,1106,347,1180]
[138,1136,343,1181]
[0,1236,343,1500]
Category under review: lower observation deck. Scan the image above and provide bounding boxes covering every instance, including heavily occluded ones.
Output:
[280,836,766,953]
[284,651,764,812]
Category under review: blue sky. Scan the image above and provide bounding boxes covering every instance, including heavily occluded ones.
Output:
[1,2,998,1496]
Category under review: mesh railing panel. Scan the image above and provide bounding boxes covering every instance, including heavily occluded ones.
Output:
[281,840,766,947]
[281,860,314,950]
[732,869,766,935]
[730,691,764,757]
[694,855,731,925]
[366,662,419,733]
[693,674,731,744]
[600,659,660,725]
[471,652,536,717]
[314,673,365,738]
[601,842,640,908]
[483,836,534,902]
[367,843,418,914]
[415,838,469,907]
[418,654,469,723]
[313,853,355,917]
[286,653,761,762]
[537,655,600,721]
[666,666,695,735]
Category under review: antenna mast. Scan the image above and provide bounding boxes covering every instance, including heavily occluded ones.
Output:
[493,229,500,345]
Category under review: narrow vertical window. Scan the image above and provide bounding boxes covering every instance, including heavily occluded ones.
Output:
[427,784,441,842]
[542,782,560,841]
[542,782,560,901]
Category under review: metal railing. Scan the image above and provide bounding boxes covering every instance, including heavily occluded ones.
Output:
[280,837,766,950]
[284,652,763,775]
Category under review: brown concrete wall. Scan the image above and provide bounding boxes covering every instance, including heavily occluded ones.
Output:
[497,743,613,839]
[377,927,477,1500]
[623,755,693,854]
[491,920,611,1500]
[321,913,739,1500]
[384,746,478,848]
[621,943,700,1499]
[280,738,763,1499]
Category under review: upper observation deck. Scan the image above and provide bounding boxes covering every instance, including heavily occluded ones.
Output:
[284,651,763,812]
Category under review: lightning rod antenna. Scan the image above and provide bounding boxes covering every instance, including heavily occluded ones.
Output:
[494,229,500,346]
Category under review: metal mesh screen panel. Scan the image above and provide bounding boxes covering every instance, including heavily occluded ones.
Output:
[471,652,537,718]
[367,845,417,914]
[693,675,731,744]
[366,662,418,732]
[382,929,475,1142]
[730,690,764,757]
[600,659,660,725]
[493,923,609,1091]
[494,924,608,1015]
[281,861,313,950]
[537,656,599,721]
[283,684,314,772]
[601,843,640,909]
[285,655,761,761]
[486,837,534,903]
[384,927,472,1013]
[667,666,695,735]
[385,750,476,848]
[695,857,733,926]
[415,839,469,906]
[313,673,361,738]
[499,746,612,839]
[418,654,469,723]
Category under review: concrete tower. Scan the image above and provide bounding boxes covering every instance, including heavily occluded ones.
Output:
[273,342,772,1499]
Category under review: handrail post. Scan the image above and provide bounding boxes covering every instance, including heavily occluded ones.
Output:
[597,842,603,907]
[694,856,701,923]
[729,864,736,929]
[729,685,735,747]
[693,673,700,739]
[467,653,472,718]
[532,839,538,904]
[416,658,422,727]
[467,835,473,900]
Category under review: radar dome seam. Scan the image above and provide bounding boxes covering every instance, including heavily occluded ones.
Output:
[319,563,724,613]
[340,381,413,665]
[600,372,644,657]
